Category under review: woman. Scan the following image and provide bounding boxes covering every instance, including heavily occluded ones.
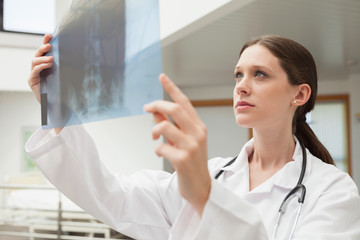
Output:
[26,34,360,239]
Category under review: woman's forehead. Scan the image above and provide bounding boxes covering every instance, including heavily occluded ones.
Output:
[236,44,281,70]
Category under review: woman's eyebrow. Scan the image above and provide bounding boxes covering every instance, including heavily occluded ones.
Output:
[234,65,273,73]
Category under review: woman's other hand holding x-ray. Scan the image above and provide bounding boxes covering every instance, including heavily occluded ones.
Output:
[28,34,53,104]
[144,74,211,216]
[28,34,63,134]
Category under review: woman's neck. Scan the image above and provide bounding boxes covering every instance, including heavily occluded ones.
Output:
[251,131,295,168]
[248,128,296,190]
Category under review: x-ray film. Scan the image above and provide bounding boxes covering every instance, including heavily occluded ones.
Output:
[40,0,162,129]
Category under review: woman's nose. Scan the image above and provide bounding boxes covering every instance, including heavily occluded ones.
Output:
[235,77,250,95]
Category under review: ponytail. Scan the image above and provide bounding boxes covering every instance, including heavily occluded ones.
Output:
[293,109,334,165]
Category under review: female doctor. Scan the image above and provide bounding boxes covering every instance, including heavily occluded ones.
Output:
[26,34,360,239]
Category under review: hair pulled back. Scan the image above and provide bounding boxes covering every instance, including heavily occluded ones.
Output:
[239,35,334,165]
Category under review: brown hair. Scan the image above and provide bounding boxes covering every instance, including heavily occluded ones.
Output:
[239,35,334,165]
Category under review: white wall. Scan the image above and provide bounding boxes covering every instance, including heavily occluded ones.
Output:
[0,46,39,91]
[0,92,40,177]
[82,115,163,175]
[196,106,249,159]
[0,91,163,180]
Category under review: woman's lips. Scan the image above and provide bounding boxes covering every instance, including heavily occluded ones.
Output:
[235,100,255,110]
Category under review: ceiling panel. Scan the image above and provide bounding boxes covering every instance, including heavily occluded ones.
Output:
[162,0,360,88]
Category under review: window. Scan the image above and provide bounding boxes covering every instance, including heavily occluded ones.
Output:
[0,0,56,35]
[308,95,351,174]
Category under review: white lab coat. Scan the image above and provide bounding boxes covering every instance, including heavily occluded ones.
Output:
[25,124,360,240]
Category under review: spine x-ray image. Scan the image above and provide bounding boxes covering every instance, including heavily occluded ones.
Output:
[40,0,162,128]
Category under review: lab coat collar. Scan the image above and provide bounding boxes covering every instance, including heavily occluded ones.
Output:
[218,136,311,191]
[218,138,254,174]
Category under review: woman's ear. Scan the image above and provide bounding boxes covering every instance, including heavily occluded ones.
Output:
[292,84,311,106]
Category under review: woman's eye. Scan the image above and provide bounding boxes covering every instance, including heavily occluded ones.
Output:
[255,71,267,77]
[235,72,243,79]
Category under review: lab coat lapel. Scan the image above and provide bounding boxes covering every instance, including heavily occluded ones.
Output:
[219,138,254,175]
[217,139,254,195]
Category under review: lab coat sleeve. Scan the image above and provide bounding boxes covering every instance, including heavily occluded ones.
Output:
[292,173,360,240]
[25,125,182,240]
[192,178,269,239]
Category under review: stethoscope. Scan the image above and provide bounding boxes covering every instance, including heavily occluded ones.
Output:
[215,141,307,240]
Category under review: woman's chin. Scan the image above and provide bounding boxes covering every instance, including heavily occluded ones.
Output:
[235,118,254,128]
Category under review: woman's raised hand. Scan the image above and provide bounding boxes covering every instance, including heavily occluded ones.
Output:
[28,34,53,103]
[144,74,211,216]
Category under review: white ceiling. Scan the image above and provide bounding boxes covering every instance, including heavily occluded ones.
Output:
[162,0,360,88]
